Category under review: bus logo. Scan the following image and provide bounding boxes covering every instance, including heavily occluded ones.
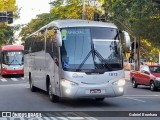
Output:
[72,73,83,78]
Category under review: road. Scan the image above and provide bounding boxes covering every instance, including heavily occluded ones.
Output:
[0,72,160,120]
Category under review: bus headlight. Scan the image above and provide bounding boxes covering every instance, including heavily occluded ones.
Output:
[2,66,7,69]
[113,78,126,86]
[61,79,78,88]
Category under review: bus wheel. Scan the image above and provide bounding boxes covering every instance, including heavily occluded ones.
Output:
[29,74,36,92]
[95,98,105,101]
[49,81,59,102]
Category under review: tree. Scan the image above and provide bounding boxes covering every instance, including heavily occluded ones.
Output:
[103,0,160,44]
[0,0,18,45]
[140,39,160,62]
[20,0,102,41]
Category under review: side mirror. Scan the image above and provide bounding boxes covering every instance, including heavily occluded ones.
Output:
[56,30,62,47]
[123,31,130,48]
[144,71,150,75]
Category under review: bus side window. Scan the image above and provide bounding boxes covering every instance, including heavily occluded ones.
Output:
[24,39,31,54]
[46,27,57,58]
[31,32,45,53]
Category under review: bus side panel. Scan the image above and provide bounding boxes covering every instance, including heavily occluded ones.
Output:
[33,51,46,90]
[54,61,61,96]
[45,53,55,93]
[24,53,32,81]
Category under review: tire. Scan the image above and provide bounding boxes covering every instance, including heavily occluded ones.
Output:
[29,74,36,92]
[132,79,138,88]
[150,81,157,91]
[95,98,105,101]
[48,81,59,102]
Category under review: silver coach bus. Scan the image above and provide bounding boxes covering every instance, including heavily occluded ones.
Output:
[24,19,130,102]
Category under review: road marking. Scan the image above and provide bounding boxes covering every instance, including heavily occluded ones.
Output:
[125,97,146,102]
[21,77,24,80]
[11,78,18,81]
[123,95,160,97]
[1,78,7,82]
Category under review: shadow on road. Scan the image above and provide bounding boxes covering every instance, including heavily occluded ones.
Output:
[31,88,120,108]
[2,74,24,78]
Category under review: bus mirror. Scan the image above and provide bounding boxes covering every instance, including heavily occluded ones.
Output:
[56,30,62,47]
[123,31,130,48]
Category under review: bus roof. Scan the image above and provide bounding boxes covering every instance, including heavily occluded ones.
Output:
[47,19,117,29]
[2,45,24,51]
[27,19,117,38]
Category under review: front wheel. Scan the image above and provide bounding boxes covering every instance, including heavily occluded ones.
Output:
[150,81,157,91]
[49,81,59,102]
[132,79,138,88]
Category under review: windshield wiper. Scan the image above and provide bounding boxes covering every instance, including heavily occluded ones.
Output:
[8,56,22,65]
[76,50,93,71]
[93,49,112,70]
[76,40,112,71]
[8,59,14,65]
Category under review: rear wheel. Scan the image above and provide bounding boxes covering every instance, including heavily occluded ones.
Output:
[150,81,157,91]
[48,81,59,102]
[132,79,138,88]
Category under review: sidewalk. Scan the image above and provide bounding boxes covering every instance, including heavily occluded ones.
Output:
[125,71,130,80]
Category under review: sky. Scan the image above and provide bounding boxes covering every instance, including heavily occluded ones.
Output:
[13,0,51,25]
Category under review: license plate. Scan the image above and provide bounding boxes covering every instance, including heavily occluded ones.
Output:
[90,89,101,94]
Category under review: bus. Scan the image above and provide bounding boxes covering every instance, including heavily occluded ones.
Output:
[24,19,130,102]
[0,44,24,76]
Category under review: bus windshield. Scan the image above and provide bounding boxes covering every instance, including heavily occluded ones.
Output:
[3,51,24,65]
[60,27,122,72]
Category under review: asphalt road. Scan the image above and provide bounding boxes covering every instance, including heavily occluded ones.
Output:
[0,72,160,120]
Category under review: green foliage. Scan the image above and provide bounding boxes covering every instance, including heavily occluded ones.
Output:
[0,24,13,45]
[140,39,160,62]
[103,0,160,41]
[0,0,18,45]
[20,0,102,40]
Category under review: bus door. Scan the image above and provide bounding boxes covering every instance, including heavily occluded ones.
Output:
[53,49,61,96]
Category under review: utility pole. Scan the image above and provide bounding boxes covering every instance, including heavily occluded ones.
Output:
[82,0,85,20]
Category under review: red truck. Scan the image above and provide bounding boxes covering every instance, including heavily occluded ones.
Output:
[130,65,160,91]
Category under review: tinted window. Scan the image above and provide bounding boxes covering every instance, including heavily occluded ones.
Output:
[31,32,45,53]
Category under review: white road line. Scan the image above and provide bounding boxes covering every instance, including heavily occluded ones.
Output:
[11,78,18,81]
[21,77,24,80]
[123,95,160,97]
[1,78,7,82]
[125,97,146,103]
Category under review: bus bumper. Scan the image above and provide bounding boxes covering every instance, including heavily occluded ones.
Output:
[1,69,24,76]
[60,79,125,98]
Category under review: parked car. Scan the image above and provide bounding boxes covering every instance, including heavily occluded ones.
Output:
[130,65,160,91]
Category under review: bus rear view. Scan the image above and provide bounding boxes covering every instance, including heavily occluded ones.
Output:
[0,45,24,76]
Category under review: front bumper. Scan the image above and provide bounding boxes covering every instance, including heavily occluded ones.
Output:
[1,69,24,75]
[60,82,124,98]
[154,80,160,88]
